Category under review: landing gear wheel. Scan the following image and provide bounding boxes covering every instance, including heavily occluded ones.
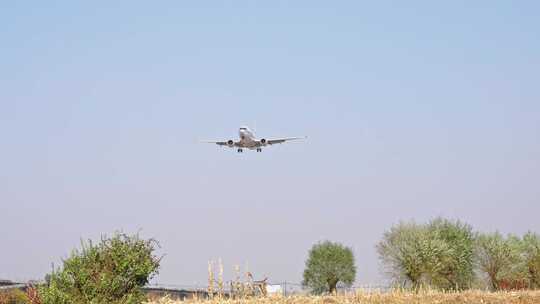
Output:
[237,149,243,153]
[256,148,262,152]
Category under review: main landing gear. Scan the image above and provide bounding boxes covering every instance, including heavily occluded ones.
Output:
[236,148,262,153]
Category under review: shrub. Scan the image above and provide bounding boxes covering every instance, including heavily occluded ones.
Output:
[39,232,161,304]
[0,289,30,304]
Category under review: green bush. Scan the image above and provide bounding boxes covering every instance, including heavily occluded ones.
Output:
[39,233,160,304]
[0,289,29,304]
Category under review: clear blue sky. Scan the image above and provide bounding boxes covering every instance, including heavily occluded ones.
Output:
[1,1,539,285]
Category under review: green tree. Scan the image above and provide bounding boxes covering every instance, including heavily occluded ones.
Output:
[377,221,446,289]
[39,232,161,304]
[475,232,522,290]
[377,219,475,290]
[522,232,540,288]
[427,218,475,290]
[377,221,424,288]
[302,241,356,294]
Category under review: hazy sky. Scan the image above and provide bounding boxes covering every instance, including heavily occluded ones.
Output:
[1,1,539,286]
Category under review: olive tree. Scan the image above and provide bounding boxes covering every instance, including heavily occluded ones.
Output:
[302,241,356,294]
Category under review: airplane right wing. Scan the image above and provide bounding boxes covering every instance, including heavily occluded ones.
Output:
[265,137,306,145]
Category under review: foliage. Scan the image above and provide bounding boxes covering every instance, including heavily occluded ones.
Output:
[0,289,29,304]
[474,232,523,290]
[376,221,429,288]
[426,218,475,290]
[25,286,41,304]
[39,232,161,304]
[521,232,540,288]
[377,218,475,290]
[302,241,356,294]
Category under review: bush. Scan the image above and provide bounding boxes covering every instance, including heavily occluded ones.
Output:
[0,289,29,304]
[39,232,161,304]
[302,241,356,294]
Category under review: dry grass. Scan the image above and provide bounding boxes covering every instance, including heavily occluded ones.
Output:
[146,289,540,304]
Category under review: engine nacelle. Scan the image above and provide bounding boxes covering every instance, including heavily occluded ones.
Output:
[260,138,267,146]
[227,140,234,147]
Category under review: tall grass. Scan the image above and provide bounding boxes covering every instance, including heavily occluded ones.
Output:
[146,289,540,304]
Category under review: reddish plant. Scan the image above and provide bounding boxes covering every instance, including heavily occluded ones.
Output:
[499,279,529,290]
[26,285,41,304]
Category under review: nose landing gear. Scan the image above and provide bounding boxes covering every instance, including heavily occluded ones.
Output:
[237,148,243,153]
[256,148,262,152]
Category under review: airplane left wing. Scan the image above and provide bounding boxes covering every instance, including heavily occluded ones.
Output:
[201,140,237,147]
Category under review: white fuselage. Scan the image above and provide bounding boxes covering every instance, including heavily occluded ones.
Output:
[238,127,258,148]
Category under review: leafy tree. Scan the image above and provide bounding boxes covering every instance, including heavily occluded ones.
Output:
[522,232,540,288]
[39,233,161,304]
[475,232,522,290]
[302,241,356,294]
[376,221,451,289]
[377,219,475,290]
[377,221,428,288]
[427,218,475,290]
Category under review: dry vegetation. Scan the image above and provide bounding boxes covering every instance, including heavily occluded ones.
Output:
[146,290,540,304]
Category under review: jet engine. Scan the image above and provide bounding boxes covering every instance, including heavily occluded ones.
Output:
[260,138,267,146]
[227,140,234,147]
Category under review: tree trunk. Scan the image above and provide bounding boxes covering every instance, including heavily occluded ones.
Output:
[489,272,499,291]
[328,279,338,294]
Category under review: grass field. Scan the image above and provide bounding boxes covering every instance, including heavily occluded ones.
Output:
[147,290,540,304]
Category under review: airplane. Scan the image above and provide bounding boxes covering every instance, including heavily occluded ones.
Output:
[203,126,305,153]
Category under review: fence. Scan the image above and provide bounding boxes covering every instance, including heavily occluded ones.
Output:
[144,281,392,297]
[0,281,391,299]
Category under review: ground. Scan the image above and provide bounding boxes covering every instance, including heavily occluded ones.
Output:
[147,290,540,304]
